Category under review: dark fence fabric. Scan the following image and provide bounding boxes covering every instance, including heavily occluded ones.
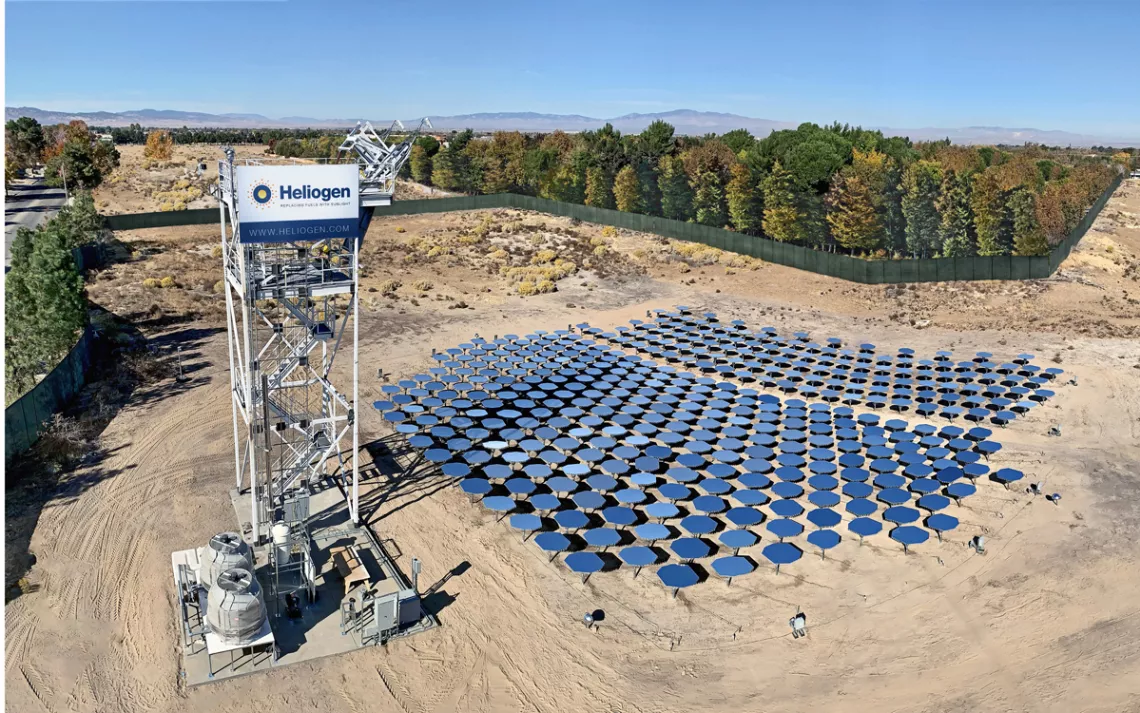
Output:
[105,173,1124,284]
[104,208,217,231]
[5,328,94,460]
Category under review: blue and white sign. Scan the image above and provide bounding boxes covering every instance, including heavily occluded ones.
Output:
[235,164,360,243]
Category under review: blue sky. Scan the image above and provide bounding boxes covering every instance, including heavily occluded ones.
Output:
[6,0,1139,138]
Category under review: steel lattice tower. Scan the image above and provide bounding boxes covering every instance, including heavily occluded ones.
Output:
[217,150,361,544]
[216,120,430,543]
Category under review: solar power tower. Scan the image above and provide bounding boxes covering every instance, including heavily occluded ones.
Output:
[215,149,358,544]
[215,123,427,544]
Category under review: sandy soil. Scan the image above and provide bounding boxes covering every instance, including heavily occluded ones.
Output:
[6,180,1140,713]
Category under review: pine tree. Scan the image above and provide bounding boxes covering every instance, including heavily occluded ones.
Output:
[693,172,727,227]
[613,165,642,213]
[937,171,975,257]
[5,228,40,394]
[726,163,761,233]
[825,173,883,252]
[584,166,614,209]
[31,219,87,357]
[410,144,432,184]
[971,168,1012,256]
[760,161,802,243]
[658,156,693,221]
[901,160,944,257]
[1010,187,1049,256]
[430,149,457,191]
[636,160,662,216]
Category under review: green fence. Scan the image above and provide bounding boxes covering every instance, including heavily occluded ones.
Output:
[104,208,217,231]
[105,173,1124,284]
[5,328,94,460]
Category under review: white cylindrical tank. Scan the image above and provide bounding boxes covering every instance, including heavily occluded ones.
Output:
[206,568,266,644]
[272,522,291,565]
[200,532,252,588]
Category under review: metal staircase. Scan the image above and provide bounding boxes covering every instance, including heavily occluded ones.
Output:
[217,150,360,544]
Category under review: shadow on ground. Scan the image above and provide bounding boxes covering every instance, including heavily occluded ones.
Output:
[5,308,221,602]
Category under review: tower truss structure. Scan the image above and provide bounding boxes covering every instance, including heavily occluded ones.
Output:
[217,150,361,544]
[217,119,430,543]
[338,118,432,206]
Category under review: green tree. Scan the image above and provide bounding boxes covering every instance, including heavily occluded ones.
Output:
[971,168,1013,256]
[693,172,727,227]
[5,228,40,394]
[409,144,432,184]
[726,163,761,233]
[658,156,692,221]
[585,166,614,209]
[1010,187,1049,256]
[826,172,884,252]
[937,171,975,257]
[613,165,642,213]
[5,216,88,397]
[719,129,755,155]
[636,160,662,216]
[44,138,115,189]
[541,164,585,204]
[5,116,46,168]
[638,120,676,163]
[761,161,803,243]
[901,160,944,257]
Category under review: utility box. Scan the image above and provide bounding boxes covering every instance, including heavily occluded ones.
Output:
[397,588,421,627]
[372,592,399,635]
[283,490,310,524]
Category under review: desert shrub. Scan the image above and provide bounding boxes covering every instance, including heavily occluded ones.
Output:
[379,279,401,295]
[528,234,544,246]
[632,249,648,259]
[601,226,617,238]
[142,277,159,288]
[212,280,224,294]
[593,245,607,256]
[1106,245,1115,253]
[159,276,176,288]
[159,201,174,212]
[489,249,508,260]
[412,279,433,292]
[535,279,556,294]
[531,249,558,264]
[211,244,223,258]
[458,235,479,245]
[395,226,406,233]
[174,178,190,190]
[517,281,537,296]
[426,245,451,258]
[590,236,608,247]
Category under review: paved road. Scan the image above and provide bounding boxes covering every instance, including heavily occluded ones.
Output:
[5,178,68,267]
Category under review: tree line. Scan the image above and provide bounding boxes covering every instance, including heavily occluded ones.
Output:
[6,117,120,189]
[5,193,100,400]
[391,122,1126,259]
[95,123,337,147]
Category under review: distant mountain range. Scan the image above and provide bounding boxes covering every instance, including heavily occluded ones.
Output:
[6,106,1137,147]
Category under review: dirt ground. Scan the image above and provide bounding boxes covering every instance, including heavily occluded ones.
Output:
[6,180,1140,713]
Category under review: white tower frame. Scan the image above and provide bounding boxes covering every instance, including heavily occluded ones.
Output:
[217,150,360,544]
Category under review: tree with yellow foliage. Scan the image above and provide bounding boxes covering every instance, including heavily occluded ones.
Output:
[144,130,174,161]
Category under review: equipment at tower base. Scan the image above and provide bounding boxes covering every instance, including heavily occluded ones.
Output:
[206,567,268,645]
[199,532,253,588]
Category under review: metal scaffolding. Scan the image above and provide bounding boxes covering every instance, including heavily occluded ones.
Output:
[217,149,360,544]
